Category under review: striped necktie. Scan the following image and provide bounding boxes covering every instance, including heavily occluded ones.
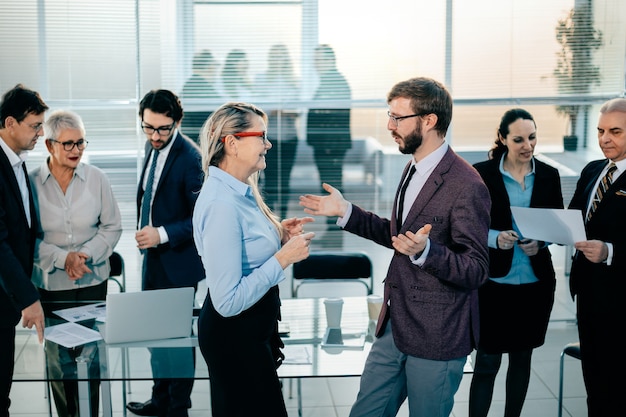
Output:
[586,162,617,222]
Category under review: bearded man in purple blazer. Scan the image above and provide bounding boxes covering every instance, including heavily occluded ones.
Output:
[300,77,490,417]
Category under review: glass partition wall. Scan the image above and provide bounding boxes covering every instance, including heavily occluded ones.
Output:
[1,0,624,253]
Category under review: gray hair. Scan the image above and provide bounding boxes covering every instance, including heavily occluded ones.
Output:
[599,98,626,114]
[45,109,86,139]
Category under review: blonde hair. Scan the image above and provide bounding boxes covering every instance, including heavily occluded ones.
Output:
[199,102,283,238]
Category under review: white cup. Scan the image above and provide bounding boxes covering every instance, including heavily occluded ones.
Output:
[367,294,383,321]
[324,298,344,328]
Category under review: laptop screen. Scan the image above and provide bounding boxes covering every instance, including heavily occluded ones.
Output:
[103,287,195,344]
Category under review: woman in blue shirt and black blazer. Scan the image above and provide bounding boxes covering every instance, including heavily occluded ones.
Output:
[470,108,564,417]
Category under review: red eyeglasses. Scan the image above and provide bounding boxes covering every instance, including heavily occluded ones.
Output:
[221,131,268,144]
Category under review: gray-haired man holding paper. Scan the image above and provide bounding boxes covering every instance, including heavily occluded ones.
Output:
[567,97,626,417]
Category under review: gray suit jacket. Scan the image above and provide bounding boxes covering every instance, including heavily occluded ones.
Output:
[345,147,490,360]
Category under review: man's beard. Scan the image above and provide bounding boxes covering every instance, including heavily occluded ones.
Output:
[399,125,423,155]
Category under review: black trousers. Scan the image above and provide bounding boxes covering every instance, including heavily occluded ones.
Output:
[142,254,196,417]
[0,327,15,417]
[39,282,107,417]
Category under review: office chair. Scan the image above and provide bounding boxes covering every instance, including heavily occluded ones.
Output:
[108,251,126,293]
[288,251,374,416]
[107,251,134,401]
[291,251,374,298]
[558,341,581,417]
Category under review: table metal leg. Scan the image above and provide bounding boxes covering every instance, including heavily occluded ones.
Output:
[297,378,302,417]
[76,356,92,417]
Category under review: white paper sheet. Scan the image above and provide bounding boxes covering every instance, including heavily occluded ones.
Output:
[44,322,103,348]
[282,345,312,365]
[510,207,586,246]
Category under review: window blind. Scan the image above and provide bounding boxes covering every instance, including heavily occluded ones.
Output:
[0,0,624,252]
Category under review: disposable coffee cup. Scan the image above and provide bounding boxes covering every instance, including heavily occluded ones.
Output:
[324,298,344,328]
[367,294,383,321]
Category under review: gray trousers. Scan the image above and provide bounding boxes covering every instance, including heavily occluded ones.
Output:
[349,321,465,417]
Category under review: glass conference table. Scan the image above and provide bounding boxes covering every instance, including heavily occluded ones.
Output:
[13,297,374,417]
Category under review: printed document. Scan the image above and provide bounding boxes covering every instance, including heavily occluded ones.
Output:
[44,322,103,348]
[510,207,586,246]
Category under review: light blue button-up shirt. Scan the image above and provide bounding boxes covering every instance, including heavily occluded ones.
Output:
[193,166,284,317]
[488,157,539,284]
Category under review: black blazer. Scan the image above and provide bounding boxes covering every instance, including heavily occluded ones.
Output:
[306,69,352,153]
[568,159,626,298]
[136,132,205,287]
[0,147,40,328]
[473,157,563,281]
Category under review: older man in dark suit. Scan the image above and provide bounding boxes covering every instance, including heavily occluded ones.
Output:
[127,89,205,417]
[300,77,490,417]
[568,97,626,417]
[0,84,48,417]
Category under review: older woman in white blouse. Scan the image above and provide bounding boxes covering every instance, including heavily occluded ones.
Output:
[29,109,122,417]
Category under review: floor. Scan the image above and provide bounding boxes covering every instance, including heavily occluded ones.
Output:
[11,145,602,417]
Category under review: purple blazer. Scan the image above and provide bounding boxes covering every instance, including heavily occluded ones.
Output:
[344,147,490,360]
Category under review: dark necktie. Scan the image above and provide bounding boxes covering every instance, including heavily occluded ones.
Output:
[17,161,31,227]
[140,150,159,228]
[586,162,617,222]
[397,165,416,230]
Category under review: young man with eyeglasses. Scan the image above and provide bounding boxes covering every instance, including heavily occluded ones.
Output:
[0,83,48,417]
[127,89,205,417]
[300,77,491,417]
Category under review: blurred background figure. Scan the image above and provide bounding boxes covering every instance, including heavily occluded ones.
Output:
[30,109,122,417]
[306,44,352,245]
[469,108,563,417]
[218,49,253,101]
[181,49,221,99]
[306,44,352,195]
[254,44,300,219]
[180,50,222,145]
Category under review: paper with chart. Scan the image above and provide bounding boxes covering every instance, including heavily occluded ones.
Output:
[510,207,586,246]
[53,302,107,323]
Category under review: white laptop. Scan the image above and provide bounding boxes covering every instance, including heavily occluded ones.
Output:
[103,287,195,344]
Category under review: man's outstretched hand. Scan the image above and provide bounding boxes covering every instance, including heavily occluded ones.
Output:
[299,183,349,218]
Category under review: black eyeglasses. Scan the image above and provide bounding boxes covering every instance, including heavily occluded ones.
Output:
[141,123,175,137]
[387,111,428,128]
[49,139,88,151]
[221,131,269,144]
